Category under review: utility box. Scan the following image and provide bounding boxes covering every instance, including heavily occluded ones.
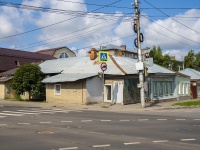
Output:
[135,62,144,71]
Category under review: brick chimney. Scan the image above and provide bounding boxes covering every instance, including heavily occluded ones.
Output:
[120,45,126,51]
[90,48,97,60]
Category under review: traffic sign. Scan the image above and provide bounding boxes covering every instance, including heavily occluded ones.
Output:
[100,62,107,72]
[99,51,109,63]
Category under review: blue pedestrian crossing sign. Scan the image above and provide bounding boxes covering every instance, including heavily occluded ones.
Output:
[99,51,109,63]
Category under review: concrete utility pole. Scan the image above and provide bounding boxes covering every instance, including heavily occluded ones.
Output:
[134,0,145,108]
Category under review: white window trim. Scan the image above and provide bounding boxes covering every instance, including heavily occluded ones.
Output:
[104,84,113,102]
[54,84,61,95]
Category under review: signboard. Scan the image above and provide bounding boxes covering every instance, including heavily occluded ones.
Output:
[100,62,107,72]
[99,51,109,63]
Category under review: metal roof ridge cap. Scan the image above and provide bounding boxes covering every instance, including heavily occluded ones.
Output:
[109,55,127,75]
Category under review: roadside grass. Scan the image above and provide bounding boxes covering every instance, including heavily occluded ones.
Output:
[172,100,200,106]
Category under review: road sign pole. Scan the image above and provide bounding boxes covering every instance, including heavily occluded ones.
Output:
[102,71,104,107]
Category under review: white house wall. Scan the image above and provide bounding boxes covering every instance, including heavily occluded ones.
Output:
[86,76,103,103]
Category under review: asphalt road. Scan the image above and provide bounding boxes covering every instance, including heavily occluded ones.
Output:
[0,106,200,150]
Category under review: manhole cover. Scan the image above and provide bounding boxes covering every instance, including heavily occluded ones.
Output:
[37,130,55,134]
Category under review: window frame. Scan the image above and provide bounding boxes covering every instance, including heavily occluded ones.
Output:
[54,84,61,95]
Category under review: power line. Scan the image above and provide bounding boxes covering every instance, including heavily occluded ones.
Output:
[143,0,200,35]
[0,0,122,40]
[141,7,200,10]
[57,0,132,10]
[20,18,131,50]
[142,15,200,45]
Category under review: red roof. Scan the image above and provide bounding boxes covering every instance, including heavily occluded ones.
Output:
[0,47,55,72]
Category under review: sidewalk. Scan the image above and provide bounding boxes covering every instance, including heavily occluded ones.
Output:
[0,99,199,113]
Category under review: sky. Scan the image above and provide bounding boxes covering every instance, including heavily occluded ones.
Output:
[0,0,200,60]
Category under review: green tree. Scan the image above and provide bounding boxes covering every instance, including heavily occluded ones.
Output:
[11,64,45,100]
[184,50,195,69]
[194,52,200,71]
[149,45,164,66]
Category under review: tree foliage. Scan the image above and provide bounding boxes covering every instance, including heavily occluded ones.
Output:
[11,64,45,100]
[148,46,200,72]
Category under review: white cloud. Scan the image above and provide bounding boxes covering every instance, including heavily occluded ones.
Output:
[143,9,200,53]
[163,50,187,61]
[0,6,24,41]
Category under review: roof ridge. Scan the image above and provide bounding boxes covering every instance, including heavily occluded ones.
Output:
[109,54,127,75]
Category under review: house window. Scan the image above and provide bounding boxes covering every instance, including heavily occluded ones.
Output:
[178,83,181,95]
[153,82,157,97]
[59,52,69,58]
[182,83,185,94]
[186,83,189,95]
[54,84,61,95]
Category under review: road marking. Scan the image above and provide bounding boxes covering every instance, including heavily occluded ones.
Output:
[101,120,111,122]
[0,124,7,126]
[0,113,23,116]
[59,147,78,150]
[61,121,72,123]
[39,121,52,124]
[81,120,92,122]
[138,119,149,121]
[2,111,38,115]
[180,139,196,141]
[120,120,130,122]
[93,144,110,148]
[124,142,141,145]
[0,116,6,118]
[157,119,167,121]
[18,123,30,125]
[194,119,200,120]
[153,140,168,143]
[175,119,186,121]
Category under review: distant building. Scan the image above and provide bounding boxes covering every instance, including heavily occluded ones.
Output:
[0,47,55,73]
[36,47,76,58]
[88,44,138,59]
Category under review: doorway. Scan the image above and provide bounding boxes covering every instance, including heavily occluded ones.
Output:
[104,84,112,102]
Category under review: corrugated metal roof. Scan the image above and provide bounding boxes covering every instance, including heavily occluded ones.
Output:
[42,73,96,83]
[179,68,200,80]
[40,56,176,83]
[97,44,122,50]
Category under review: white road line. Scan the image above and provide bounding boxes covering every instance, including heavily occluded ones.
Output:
[40,122,52,124]
[101,120,111,122]
[153,140,168,143]
[124,142,141,145]
[2,111,38,115]
[81,120,92,122]
[180,139,196,141]
[59,147,78,150]
[0,116,6,118]
[157,119,167,121]
[0,124,7,126]
[61,121,72,123]
[18,123,30,125]
[0,113,23,116]
[120,120,130,122]
[138,119,149,121]
[93,144,110,148]
[194,119,200,120]
[175,119,186,121]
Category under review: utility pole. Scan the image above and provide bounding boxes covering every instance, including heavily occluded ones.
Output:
[134,0,145,108]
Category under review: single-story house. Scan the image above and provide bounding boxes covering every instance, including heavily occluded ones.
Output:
[179,68,200,99]
[40,52,181,105]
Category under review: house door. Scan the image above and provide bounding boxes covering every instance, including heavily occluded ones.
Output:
[191,83,197,99]
[104,84,112,102]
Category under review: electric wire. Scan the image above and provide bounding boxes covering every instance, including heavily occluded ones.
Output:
[142,15,200,45]
[0,0,122,40]
[143,0,200,35]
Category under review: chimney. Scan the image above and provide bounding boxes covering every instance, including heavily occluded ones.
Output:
[90,48,97,60]
[120,45,126,51]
